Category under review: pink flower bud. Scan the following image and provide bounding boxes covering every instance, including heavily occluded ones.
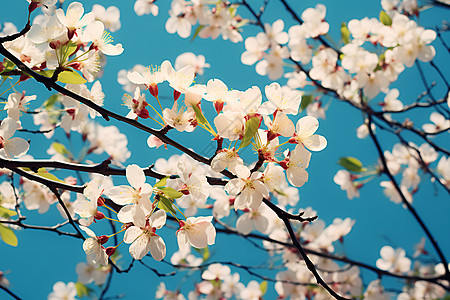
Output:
[98,235,109,245]
[28,1,40,13]
[97,197,105,207]
[105,247,116,257]
[173,89,181,101]
[214,101,224,114]
[94,211,105,220]
[148,84,158,98]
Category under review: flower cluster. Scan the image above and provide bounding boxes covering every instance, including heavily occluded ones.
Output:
[6,2,123,84]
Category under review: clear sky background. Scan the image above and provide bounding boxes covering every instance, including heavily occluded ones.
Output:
[0,0,449,299]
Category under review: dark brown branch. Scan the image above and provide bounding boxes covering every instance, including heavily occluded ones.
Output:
[48,187,84,239]
[0,219,79,238]
[164,260,316,286]
[367,115,450,280]
[0,158,228,186]
[277,0,342,56]
[263,198,349,299]
[139,260,176,277]
[0,44,236,180]
[212,219,450,290]
[0,283,21,300]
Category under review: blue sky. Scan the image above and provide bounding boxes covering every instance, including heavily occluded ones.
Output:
[1,0,449,299]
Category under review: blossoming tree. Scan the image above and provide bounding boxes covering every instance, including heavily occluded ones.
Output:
[0,0,449,299]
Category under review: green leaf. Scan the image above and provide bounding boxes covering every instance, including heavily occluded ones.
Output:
[28,168,64,183]
[157,196,177,215]
[0,224,18,246]
[154,176,169,188]
[110,249,122,264]
[228,6,237,17]
[379,11,392,26]
[0,207,17,218]
[191,104,208,127]
[191,25,205,42]
[58,70,87,84]
[44,94,60,109]
[0,59,16,75]
[61,41,78,63]
[159,187,183,199]
[75,282,93,298]
[338,157,367,173]
[240,116,260,149]
[202,246,210,261]
[38,69,54,78]
[300,94,314,111]
[39,69,87,84]
[341,22,350,44]
[52,142,72,157]
[260,281,268,295]
[273,188,287,197]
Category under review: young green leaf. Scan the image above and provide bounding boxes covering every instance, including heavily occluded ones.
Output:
[0,224,18,246]
[341,22,350,44]
[338,157,366,173]
[154,176,169,188]
[44,94,61,109]
[0,207,17,218]
[0,59,16,75]
[300,94,314,111]
[61,41,78,63]
[260,281,268,294]
[52,142,72,159]
[240,116,260,149]
[379,11,392,26]
[157,196,177,215]
[159,187,183,199]
[58,70,87,84]
[202,246,210,261]
[191,25,205,42]
[75,282,93,298]
[191,104,208,127]
[35,168,65,183]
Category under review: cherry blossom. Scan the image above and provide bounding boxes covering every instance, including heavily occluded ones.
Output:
[80,226,108,266]
[134,0,159,17]
[263,19,289,44]
[175,52,209,76]
[236,204,270,235]
[280,144,311,188]
[259,82,302,115]
[0,117,29,159]
[301,4,329,38]
[334,170,360,199]
[48,281,77,300]
[81,21,124,56]
[241,33,270,66]
[73,176,108,226]
[225,165,269,210]
[76,260,110,285]
[291,116,327,151]
[108,164,153,224]
[92,4,121,32]
[177,216,216,252]
[376,245,411,273]
[123,87,149,120]
[422,112,450,133]
[22,178,55,214]
[123,209,167,260]
[55,1,94,38]
[4,92,36,122]
[210,148,243,175]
